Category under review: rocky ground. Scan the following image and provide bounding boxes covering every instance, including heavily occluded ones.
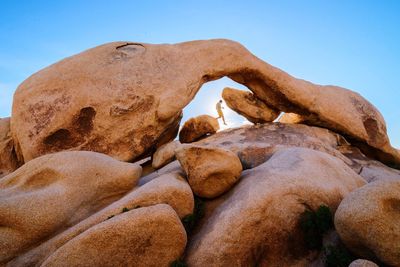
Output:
[0,39,399,267]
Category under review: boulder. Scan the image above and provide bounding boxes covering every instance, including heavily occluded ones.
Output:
[176,144,242,198]
[179,115,219,143]
[8,172,193,266]
[279,112,305,124]
[185,148,365,267]
[0,151,141,263]
[41,204,186,267]
[0,117,19,177]
[222,87,280,123]
[152,140,181,169]
[335,180,400,266]
[11,39,398,167]
[349,259,379,267]
[195,123,357,171]
[358,161,400,182]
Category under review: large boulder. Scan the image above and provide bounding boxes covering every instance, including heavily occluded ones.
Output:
[222,87,280,123]
[185,147,365,266]
[41,204,186,267]
[335,180,400,266]
[176,144,242,198]
[195,123,357,171]
[179,115,219,143]
[11,39,398,167]
[8,172,193,266]
[0,117,19,177]
[152,140,181,169]
[0,151,141,263]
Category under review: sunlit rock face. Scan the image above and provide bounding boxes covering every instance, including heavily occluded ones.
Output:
[10,39,399,167]
[185,148,365,267]
[335,179,400,266]
[2,39,398,267]
[222,87,280,124]
[179,115,220,143]
[0,151,142,264]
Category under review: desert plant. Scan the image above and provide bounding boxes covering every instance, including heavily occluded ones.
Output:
[170,259,187,267]
[324,244,355,267]
[122,207,129,213]
[300,205,333,250]
[181,196,205,234]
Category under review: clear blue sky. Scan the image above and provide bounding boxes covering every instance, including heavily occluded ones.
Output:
[0,0,399,147]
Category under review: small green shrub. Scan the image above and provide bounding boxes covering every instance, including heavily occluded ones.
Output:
[170,259,187,267]
[181,196,205,234]
[300,205,333,250]
[324,245,355,267]
[122,207,129,213]
[315,205,333,233]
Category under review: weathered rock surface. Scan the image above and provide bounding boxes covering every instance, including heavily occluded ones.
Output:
[8,172,193,266]
[152,140,181,169]
[195,123,358,171]
[143,123,400,186]
[279,112,305,124]
[0,151,141,264]
[349,259,379,267]
[41,204,186,267]
[335,180,400,266]
[176,144,242,198]
[185,147,366,266]
[11,39,398,167]
[179,115,219,143]
[0,117,19,178]
[359,160,400,182]
[222,87,280,123]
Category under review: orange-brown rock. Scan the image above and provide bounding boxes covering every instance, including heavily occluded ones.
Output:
[176,144,242,198]
[222,87,280,123]
[0,151,141,264]
[335,180,400,266]
[11,39,398,167]
[152,140,181,169]
[185,147,365,266]
[279,112,305,124]
[41,204,186,267]
[179,115,219,143]
[0,117,19,178]
[8,172,193,266]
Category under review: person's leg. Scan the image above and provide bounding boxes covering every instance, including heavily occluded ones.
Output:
[222,113,227,125]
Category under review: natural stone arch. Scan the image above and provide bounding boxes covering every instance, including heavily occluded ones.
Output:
[11,39,399,167]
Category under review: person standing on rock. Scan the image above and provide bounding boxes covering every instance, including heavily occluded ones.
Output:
[216,100,227,125]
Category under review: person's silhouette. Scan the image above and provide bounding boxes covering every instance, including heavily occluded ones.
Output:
[216,100,227,125]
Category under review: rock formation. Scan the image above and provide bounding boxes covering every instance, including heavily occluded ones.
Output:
[41,204,186,267]
[8,172,193,266]
[222,87,280,123]
[0,117,19,177]
[176,144,242,198]
[0,151,141,264]
[2,39,399,267]
[152,140,181,169]
[185,148,365,266]
[335,179,400,266]
[179,115,219,143]
[10,39,399,167]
